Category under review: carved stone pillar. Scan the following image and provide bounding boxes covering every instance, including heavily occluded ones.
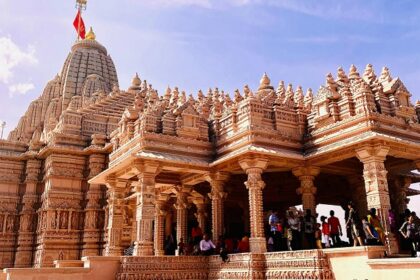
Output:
[193,198,207,232]
[174,188,189,245]
[391,176,411,216]
[154,199,167,256]
[104,178,126,256]
[356,145,397,254]
[82,152,106,257]
[206,172,229,243]
[14,158,40,267]
[239,157,268,253]
[133,162,159,256]
[292,166,320,215]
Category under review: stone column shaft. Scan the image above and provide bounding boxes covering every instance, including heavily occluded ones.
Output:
[206,172,229,243]
[15,158,41,268]
[356,145,397,254]
[195,202,207,231]
[154,201,166,256]
[82,153,106,257]
[175,192,188,245]
[104,180,125,256]
[292,167,320,215]
[211,191,224,242]
[239,158,268,253]
[132,162,159,256]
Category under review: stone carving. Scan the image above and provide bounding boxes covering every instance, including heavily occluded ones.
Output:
[0,24,419,271]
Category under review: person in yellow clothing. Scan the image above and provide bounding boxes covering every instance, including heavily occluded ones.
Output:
[367,208,385,245]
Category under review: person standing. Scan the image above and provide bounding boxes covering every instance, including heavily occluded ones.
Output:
[321,216,330,248]
[399,214,419,257]
[268,210,280,251]
[367,208,385,245]
[328,210,342,247]
[191,222,203,246]
[362,216,379,245]
[287,210,301,250]
[315,223,323,249]
[303,209,316,249]
[177,237,186,255]
[346,201,364,247]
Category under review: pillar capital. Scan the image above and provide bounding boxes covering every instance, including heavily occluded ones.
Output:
[132,160,160,175]
[105,176,127,191]
[238,157,269,172]
[293,166,320,214]
[204,171,230,183]
[292,166,320,178]
[155,197,169,215]
[355,144,390,163]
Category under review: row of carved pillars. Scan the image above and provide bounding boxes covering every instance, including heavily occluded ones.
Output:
[104,145,408,256]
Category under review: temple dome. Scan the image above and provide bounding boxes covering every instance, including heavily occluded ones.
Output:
[8,33,119,142]
[61,35,119,110]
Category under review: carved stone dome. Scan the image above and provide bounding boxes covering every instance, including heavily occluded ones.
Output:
[60,37,119,110]
[8,35,119,142]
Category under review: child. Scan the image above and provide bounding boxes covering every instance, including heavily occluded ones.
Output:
[321,216,330,248]
[315,223,323,249]
[177,237,185,255]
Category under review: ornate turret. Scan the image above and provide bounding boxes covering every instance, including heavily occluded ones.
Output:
[258,73,274,91]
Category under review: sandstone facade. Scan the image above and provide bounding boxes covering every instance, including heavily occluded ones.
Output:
[1,33,420,270]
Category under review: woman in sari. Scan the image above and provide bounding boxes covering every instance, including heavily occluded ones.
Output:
[367,208,385,245]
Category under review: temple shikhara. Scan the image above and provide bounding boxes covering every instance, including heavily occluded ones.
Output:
[1,21,420,280]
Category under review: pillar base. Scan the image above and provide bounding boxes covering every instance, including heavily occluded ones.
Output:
[386,234,399,255]
[249,237,267,253]
[134,241,154,256]
[154,249,165,256]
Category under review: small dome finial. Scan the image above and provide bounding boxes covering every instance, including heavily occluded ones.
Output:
[85,27,96,40]
[131,72,141,87]
[258,72,273,90]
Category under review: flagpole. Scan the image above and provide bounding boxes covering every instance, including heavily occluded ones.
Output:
[75,0,87,41]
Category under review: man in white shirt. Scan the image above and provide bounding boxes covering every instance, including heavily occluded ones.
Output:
[200,234,216,256]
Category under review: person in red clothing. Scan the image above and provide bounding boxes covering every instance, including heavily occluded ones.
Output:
[328,210,342,247]
[320,216,330,248]
[237,236,250,253]
[191,222,203,245]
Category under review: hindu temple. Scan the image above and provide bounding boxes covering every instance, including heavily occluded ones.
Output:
[1,25,420,280]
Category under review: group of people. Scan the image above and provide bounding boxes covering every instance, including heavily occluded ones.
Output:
[342,202,420,258]
[163,222,251,260]
[267,208,343,251]
[124,203,420,258]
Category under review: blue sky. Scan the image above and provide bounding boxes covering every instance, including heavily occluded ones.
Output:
[0,0,419,222]
[0,0,420,136]
[1,0,420,136]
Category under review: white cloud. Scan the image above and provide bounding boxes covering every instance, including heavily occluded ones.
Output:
[0,36,38,84]
[8,82,35,96]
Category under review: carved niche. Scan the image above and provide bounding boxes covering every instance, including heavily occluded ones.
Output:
[175,104,201,139]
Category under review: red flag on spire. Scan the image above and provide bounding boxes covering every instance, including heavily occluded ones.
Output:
[73,11,86,39]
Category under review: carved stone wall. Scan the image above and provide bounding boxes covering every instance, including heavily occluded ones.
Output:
[116,251,333,280]
[117,256,209,280]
